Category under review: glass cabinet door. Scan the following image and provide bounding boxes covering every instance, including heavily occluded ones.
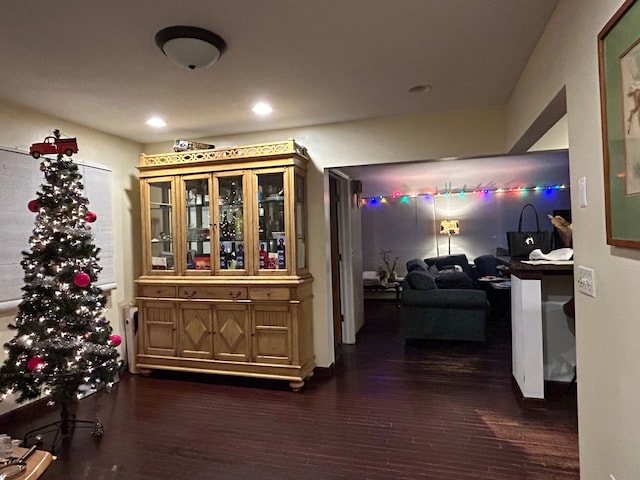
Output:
[295,172,307,270]
[148,180,175,272]
[257,172,286,271]
[184,177,211,271]
[217,175,245,272]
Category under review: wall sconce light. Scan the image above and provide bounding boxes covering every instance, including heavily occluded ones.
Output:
[155,26,227,70]
[440,219,460,254]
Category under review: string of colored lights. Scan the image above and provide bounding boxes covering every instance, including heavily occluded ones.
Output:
[361,184,569,206]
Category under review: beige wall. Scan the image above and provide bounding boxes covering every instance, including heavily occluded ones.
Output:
[507,1,640,478]
[144,106,508,367]
[0,100,141,414]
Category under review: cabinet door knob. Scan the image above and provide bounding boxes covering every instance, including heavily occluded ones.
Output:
[228,290,241,299]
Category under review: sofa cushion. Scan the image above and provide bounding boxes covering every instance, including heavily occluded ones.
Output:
[406,258,429,273]
[473,254,499,277]
[405,270,438,290]
[425,254,472,276]
[435,271,475,289]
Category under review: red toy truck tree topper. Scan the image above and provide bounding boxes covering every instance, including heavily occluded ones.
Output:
[30,136,78,158]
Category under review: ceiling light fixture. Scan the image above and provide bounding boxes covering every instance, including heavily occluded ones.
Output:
[408,84,432,94]
[155,26,227,70]
[252,102,273,116]
[146,117,167,128]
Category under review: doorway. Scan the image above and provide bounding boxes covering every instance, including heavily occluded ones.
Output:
[329,175,343,345]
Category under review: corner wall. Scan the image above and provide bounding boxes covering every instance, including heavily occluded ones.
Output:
[0,100,141,414]
[507,1,640,478]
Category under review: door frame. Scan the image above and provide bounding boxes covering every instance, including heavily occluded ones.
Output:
[327,171,358,345]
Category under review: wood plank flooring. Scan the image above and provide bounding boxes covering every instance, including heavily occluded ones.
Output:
[2,300,579,479]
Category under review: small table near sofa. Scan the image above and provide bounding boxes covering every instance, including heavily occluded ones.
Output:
[478,276,511,321]
[363,278,403,307]
[500,257,575,410]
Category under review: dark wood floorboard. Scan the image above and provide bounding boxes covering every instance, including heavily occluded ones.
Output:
[2,300,579,479]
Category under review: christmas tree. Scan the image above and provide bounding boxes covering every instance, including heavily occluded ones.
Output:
[0,131,120,406]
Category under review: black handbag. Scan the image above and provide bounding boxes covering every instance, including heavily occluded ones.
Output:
[506,204,552,258]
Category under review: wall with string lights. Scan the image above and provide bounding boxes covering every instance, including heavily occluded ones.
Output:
[360,182,571,274]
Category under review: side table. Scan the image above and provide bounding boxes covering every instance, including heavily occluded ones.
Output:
[478,276,511,321]
[2,446,54,479]
[363,279,403,307]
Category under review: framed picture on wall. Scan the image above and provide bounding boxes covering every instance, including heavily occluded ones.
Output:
[599,0,640,249]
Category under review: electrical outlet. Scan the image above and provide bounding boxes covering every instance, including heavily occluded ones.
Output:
[577,266,596,297]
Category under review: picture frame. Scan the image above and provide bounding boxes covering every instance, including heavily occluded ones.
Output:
[599,0,640,248]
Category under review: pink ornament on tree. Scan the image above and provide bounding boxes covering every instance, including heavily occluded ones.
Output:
[74,272,91,288]
[27,356,45,371]
[28,200,40,212]
[85,211,97,223]
[109,334,122,347]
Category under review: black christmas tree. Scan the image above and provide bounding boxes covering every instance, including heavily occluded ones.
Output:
[0,131,120,424]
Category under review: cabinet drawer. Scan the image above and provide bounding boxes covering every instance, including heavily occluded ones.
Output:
[139,285,176,298]
[178,286,248,300]
[250,287,291,301]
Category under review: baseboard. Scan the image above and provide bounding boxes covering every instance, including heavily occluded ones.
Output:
[313,364,335,378]
[0,396,51,430]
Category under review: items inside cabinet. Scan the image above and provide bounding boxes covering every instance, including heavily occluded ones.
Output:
[184,178,210,269]
[257,172,286,270]
[149,181,174,270]
[218,176,245,270]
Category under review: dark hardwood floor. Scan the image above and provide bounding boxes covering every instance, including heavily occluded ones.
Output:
[2,300,579,479]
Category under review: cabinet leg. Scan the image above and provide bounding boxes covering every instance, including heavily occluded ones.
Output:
[289,380,305,391]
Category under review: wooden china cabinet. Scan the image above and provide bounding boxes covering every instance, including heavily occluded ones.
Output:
[135,140,314,390]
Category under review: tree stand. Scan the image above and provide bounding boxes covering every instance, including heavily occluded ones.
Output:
[23,401,103,454]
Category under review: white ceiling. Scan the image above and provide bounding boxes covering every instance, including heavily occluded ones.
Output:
[0,0,558,144]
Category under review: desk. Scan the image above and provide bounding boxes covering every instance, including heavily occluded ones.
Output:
[1,447,54,479]
[507,260,574,409]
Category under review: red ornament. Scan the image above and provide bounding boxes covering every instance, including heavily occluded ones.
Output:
[109,334,122,347]
[28,200,40,212]
[74,272,91,287]
[27,356,45,371]
[85,211,97,223]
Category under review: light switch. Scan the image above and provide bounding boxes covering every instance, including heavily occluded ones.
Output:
[578,176,587,207]
[577,266,595,297]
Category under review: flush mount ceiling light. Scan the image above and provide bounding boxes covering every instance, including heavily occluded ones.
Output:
[155,26,227,70]
[146,117,167,128]
[252,102,273,116]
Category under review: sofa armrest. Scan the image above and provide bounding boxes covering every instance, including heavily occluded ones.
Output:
[402,288,487,309]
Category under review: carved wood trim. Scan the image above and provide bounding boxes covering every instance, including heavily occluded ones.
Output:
[140,140,309,168]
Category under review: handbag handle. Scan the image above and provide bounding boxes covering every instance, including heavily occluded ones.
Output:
[517,203,541,232]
